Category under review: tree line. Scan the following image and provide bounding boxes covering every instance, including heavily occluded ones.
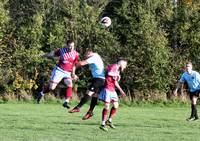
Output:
[0,0,200,102]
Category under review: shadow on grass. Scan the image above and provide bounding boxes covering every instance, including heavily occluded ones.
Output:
[52,120,99,126]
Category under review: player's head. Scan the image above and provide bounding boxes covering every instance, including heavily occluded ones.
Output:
[84,48,93,59]
[185,61,193,74]
[117,58,127,72]
[66,39,75,52]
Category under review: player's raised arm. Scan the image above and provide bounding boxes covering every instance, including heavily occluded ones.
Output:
[75,49,94,68]
[75,60,88,68]
[42,50,56,59]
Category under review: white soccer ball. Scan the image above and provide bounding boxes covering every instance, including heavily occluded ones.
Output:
[100,16,112,27]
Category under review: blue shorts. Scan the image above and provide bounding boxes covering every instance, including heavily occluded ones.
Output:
[99,88,118,103]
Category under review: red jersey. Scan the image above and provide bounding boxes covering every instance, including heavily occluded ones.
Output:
[105,64,120,91]
[54,48,79,72]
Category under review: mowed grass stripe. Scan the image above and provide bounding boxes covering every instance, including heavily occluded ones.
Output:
[0,103,199,141]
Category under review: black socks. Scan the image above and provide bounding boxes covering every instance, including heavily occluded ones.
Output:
[88,97,98,112]
[76,94,91,108]
[191,104,198,119]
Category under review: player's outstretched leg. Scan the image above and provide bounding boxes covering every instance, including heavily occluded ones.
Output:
[69,94,91,113]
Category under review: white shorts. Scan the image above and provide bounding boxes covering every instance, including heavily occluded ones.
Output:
[50,67,71,84]
[99,88,118,103]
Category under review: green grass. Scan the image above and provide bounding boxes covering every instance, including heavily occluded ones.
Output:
[0,102,199,141]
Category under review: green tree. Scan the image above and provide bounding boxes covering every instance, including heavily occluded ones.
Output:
[104,0,174,99]
[175,1,200,68]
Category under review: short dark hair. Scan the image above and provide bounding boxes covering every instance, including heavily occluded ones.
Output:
[66,39,74,45]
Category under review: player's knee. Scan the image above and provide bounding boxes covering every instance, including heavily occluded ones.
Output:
[192,101,197,105]
[192,97,198,105]
[64,79,72,87]
[113,102,119,109]
[49,83,57,90]
[104,104,110,110]
[87,90,95,96]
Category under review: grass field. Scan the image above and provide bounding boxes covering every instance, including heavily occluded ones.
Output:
[0,102,199,141]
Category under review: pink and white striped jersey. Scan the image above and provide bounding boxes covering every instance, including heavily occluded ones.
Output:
[105,64,120,91]
[54,48,79,72]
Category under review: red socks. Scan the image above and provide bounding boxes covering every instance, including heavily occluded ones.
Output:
[66,87,72,99]
[102,108,108,122]
[109,107,117,119]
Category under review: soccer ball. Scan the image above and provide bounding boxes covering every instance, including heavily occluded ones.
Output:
[100,16,112,27]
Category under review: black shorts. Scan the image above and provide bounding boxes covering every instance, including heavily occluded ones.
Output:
[88,78,105,94]
[189,90,200,100]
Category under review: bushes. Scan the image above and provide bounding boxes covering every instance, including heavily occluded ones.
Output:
[0,0,199,102]
[104,0,175,99]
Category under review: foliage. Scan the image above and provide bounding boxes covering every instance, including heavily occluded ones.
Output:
[175,1,200,67]
[0,0,200,101]
[105,0,174,97]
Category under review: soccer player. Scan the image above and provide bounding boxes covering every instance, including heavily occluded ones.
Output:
[99,59,127,131]
[69,49,105,120]
[174,61,199,121]
[36,39,79,109]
